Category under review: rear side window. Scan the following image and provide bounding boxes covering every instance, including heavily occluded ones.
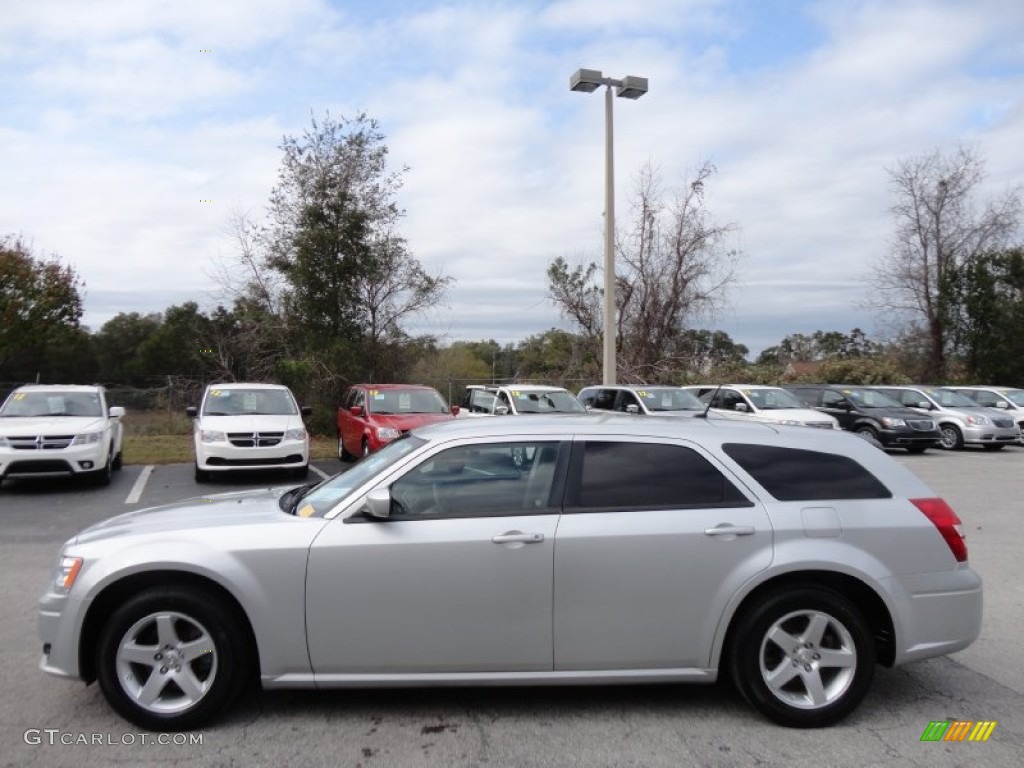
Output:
[569,441,751,510]
[722,443,892,501]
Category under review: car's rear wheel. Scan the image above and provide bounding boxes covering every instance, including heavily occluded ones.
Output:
[728,586,874,728]
[939,424,964,450]
[338,435,355,462]
[96,587,249,731]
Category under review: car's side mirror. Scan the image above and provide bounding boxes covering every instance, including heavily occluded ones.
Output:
[734,402,748,413]
[109,406,126,418]
[350,405,364,417]
[362,488,392,519]
[916,401,931,410]
[450,405,460,416]
[625,404,640,414]
[494,405,510,416]
[186,406,198,418]
[994,401,1008,409]
[301,406,312,417]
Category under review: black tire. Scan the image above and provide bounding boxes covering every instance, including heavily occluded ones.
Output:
[982,444,1005,451]
[854,425,879,442]
[905,445,928,454]
[338,435,355,462]
[89,453,113,486]
[361,439,371,459]
[112,450,123,470]
[293,464,310,480]
[96,587,249,731]
[938,424,964,451]
[728,586,875,728]
[194,464,209,483]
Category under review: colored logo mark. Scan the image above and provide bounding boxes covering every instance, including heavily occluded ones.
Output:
[920,720,997,742]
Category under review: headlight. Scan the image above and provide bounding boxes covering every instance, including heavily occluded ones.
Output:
[200,429,227,443]
[54,556,83,594]
[880,417,906,427]
[72,431,102,445]
[964,414,990,426]
[284,428,307,441]
[376,427,401,441]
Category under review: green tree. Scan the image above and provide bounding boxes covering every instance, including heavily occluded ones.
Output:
[0,236,85,380]
[94,312,163,385]
[871,146,1020,380]
[949,248,1024,383]
[756,329,881,366]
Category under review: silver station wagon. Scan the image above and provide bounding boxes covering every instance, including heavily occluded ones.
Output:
[38,416,982,730]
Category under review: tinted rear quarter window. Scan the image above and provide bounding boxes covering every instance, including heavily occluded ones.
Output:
[571,441,751,509]
[722,443,891,501]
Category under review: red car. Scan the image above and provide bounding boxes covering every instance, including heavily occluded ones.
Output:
[337,384,459,460]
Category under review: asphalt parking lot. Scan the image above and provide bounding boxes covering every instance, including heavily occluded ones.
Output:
[1,447,1022,767]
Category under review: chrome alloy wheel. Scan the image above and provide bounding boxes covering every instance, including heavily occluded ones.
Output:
[758,609,857,710]
[115,611,218,715]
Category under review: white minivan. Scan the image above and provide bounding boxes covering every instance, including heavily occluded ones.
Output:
[682,384,839,430]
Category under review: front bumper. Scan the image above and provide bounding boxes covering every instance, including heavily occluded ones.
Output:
[196,439,309,472]
[961,424,1020,446]
[0,442,107,479]
[38,589,87,680]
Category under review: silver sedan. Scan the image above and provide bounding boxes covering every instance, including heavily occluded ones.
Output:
[38,415,981,731]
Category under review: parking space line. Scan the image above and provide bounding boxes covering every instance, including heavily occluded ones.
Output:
[310,464,330,481]
[125,465,155,504]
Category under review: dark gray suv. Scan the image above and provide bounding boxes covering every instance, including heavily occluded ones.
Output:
[785,385,941,453]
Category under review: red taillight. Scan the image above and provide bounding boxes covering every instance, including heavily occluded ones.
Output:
[911,497,967,562]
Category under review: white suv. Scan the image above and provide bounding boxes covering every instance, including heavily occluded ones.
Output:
[0,384,124,486]
[187,383,310,482]
[458,384,588,416]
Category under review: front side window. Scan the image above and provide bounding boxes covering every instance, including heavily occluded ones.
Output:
[568,441,749,510]
[723,443,892,501]
[389,441,563,518]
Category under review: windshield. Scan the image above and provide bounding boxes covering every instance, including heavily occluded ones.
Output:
[637,387,704,411]
[844,388,902,408]
[202,388,297,416]
[0,391,103,417]
[1004,389,1024,406]
[743,388,808,410]
[921,388,975,408]
[511,390,587,414]
[292,435,426,517]
[366,388,449,415]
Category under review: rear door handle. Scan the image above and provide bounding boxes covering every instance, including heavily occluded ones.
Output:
[492,532,545,544]
[704,524,756,537]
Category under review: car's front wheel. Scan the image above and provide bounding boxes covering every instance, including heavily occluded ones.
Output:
[96,587,249,731]
[939,424,964,450]
[728,586,874,728]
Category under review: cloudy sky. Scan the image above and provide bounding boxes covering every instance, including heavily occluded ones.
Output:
[2,0,1022,356]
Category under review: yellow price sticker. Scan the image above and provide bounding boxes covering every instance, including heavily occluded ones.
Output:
[297,504,316,518]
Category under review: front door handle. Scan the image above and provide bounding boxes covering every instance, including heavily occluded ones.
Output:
[704,524,756,537]
[492,532,545,544]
